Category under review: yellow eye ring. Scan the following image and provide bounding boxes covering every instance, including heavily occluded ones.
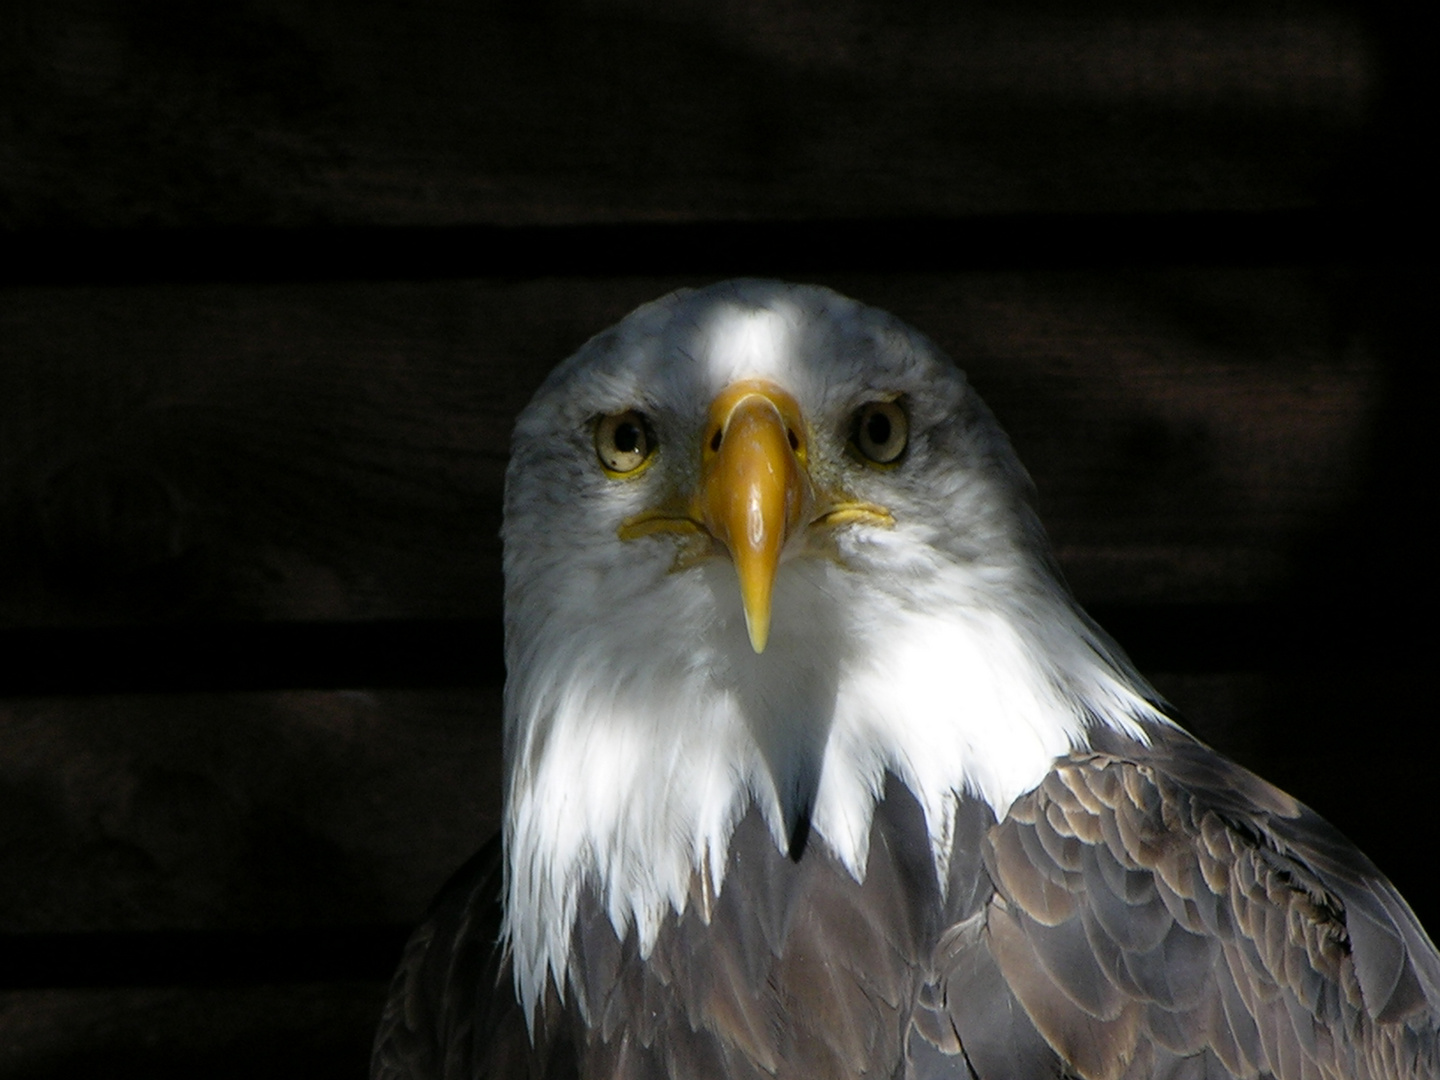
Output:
[595,410,656,476]
[850,400,908,465]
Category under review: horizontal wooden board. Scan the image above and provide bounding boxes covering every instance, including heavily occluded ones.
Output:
[3,211,1405,289]
[4,926,409,989]
[0,982,384,1080]
[1,0,1398,229]
[0,620,503,695]
[0,690,502,935]
[2,267,1424,631]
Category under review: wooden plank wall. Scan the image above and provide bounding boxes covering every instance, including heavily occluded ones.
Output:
[1,1,1432,1076]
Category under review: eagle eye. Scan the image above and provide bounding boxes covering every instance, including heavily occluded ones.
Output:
[850,400,908,465]
[595,410,655,475]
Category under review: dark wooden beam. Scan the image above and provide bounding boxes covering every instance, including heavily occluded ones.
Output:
[0,209,1407,288]
[0,926,409,990]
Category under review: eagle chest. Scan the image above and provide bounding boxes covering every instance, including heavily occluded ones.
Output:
[541,785,975,1080]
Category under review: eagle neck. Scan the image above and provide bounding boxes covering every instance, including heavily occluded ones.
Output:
[498,568,1166,1024]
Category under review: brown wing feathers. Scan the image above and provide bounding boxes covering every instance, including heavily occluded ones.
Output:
[971,736,1440,1079]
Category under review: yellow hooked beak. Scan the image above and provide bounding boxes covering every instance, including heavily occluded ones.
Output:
[616,380,893,654]
[697,381,811,653]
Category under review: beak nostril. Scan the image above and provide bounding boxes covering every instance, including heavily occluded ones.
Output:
[787,428,799,451]
[710,427,723,452]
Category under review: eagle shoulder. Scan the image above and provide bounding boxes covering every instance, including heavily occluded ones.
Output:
[926,727,1440,1080]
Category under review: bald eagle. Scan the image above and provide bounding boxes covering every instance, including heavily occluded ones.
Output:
[373,280,1440,1079]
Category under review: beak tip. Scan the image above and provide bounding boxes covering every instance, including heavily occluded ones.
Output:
[744,612,770,654]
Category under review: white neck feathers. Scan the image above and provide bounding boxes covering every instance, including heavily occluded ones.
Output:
[500,550,1165,1020]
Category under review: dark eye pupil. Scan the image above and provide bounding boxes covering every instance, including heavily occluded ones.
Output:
[614,422,641,454]
[865,412,891,446]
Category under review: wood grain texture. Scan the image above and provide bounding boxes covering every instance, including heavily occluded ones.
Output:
[0,689,500,934]
[0,982,386,1080]
[1,0,1386,229]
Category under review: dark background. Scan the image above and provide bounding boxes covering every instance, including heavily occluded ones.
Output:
[1,1,1433,1076]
